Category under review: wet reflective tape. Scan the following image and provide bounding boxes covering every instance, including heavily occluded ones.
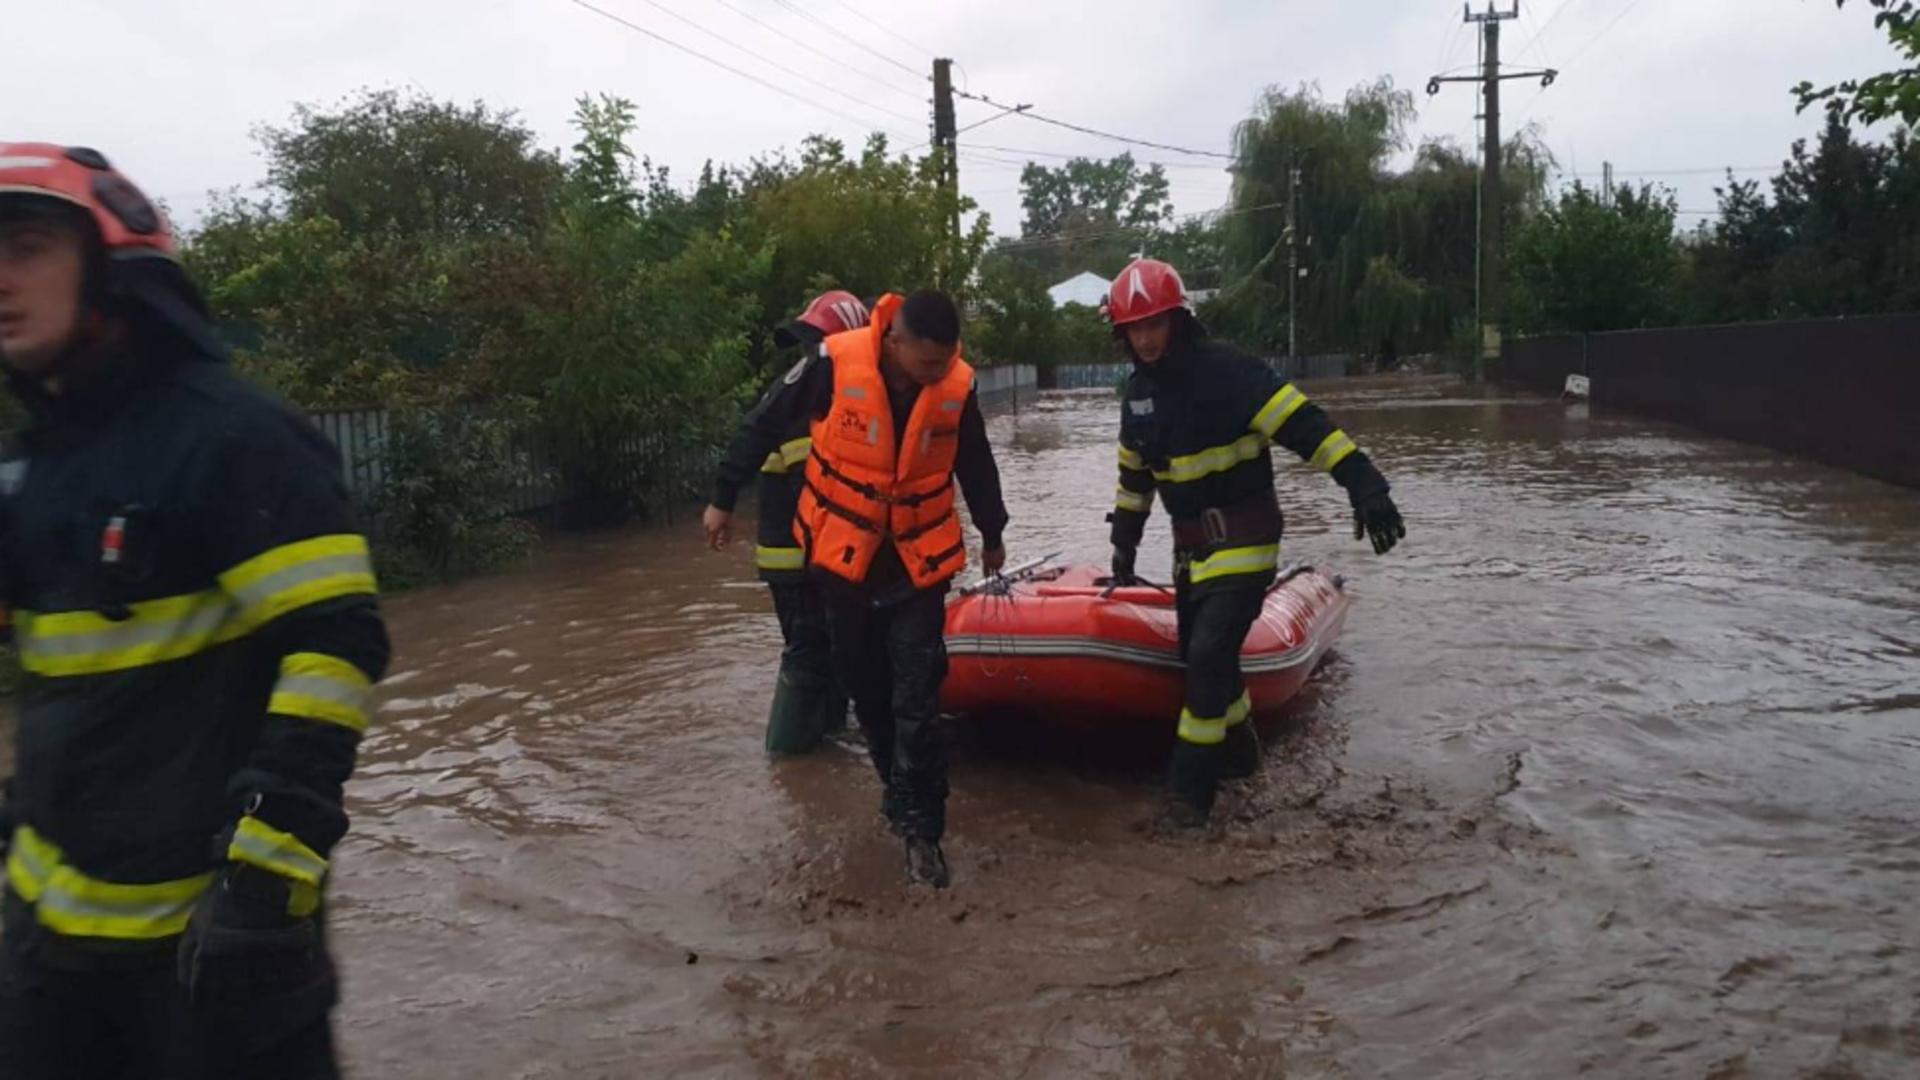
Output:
[1117,444,1146,471]
[1224,690,1253,728]
[220,534,377,628]
[755,545,806,572]
[1114,486,1153,513]
[1154,434,1267,484]
[5,825,57,902]
[1188,543,1281,584]
[9,826,212,939]
[228,816,329,889]
[269,652,374,734]
[1252,385,1309,438]
[1177,707,1229,746]
[14,590,244,677]
[761,436,813,474]
[1311,430,1358,472]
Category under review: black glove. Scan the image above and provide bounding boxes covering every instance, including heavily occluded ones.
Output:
[1353,491,1406,555]
[178,865,328,1009]
[1110,545,1139,584]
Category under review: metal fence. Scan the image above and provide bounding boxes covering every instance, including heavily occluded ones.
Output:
[1503,313,1920,490]
[1041,355,1352,393]
[307,364,1037,528]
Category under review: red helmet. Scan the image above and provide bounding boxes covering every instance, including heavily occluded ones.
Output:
[1105,258,1191,326]
[0,143,174,257]
[796,290,870,336]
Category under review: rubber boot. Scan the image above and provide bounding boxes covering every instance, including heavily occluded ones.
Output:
[1219,721,1263,781]
[1162,740,1221,829]
[764,668,830,755]
[905,837,951,888]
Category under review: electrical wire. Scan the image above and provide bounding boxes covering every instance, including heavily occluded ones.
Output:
[767,0,928,80]
[702,0,928,103]
[561,0,914,141]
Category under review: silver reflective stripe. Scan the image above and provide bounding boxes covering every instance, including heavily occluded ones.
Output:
[39,883,202,925]
[22,596,234,659]
[940,400,963,412]
[842,386,868,400]
[227,553,373,616]
[231,827,327,882]
[274,673,372,712]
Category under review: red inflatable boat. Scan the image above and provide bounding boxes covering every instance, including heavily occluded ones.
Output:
[941,560,1349,724]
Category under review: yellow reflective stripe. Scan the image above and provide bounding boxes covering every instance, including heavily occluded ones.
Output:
[1117,444,1146,471]
[220,535,377,627]
[755,545,806,572]
[228,816,329,888]
[761,436,813,474]
[1311,430,1359,472]
[1188,543,1281,584]
[6,825,58,902]
[14,591,243,677]
[1153,434,1267,484]
[1177,708,1229,746]
[1114,487,1152,513]
[1252,384,1309,438]
[1224,691,1253,728]
[10,825,211,939]
[269,652,373,734]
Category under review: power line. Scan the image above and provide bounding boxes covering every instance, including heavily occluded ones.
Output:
[823,0,936,59]
[989,199,1286,251]
[1519,0,1585,62]
[767,0,927,81]
[628,0,924,127]
[1567,165,1774,177]
[952,87,1235,160]
[703,0,928,104]
[962,142,1230,171]
[1558,0,1648,71]
[561,0,912,140]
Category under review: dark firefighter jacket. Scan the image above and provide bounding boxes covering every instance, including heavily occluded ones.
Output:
[1109,338,1390,594]
[0,338,389,960]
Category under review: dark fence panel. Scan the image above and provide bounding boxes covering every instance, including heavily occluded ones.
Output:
[1503,313,1920,489]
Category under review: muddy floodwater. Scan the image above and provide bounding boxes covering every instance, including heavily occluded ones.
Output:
[6,376,1919,1077]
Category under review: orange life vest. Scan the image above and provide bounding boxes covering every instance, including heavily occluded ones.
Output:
[796,294,974,591]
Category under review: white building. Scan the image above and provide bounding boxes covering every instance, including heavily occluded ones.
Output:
[1047,271,1111,309]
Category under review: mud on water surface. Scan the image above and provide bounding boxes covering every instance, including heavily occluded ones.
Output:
[5,377,1918,1077]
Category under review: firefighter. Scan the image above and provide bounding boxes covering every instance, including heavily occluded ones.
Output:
[0,144,388,1078]
[1104,258,1404,827]
[703,290,1007,887]
[707,292,870,754]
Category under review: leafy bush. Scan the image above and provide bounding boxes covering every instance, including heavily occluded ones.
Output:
[365,406,539,587]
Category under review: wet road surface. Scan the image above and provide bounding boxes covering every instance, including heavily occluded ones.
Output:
[8,376,1920,1077]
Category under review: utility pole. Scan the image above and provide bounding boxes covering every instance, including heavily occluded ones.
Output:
[931,58,959,287]
[1601,161,1613,208]
[1286,159,1302,367]
[1428,2,1555,380]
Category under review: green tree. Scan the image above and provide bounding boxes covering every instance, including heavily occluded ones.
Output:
[1507,182,1680,333]
[258,88,564,238]
[1795,1,1920,127]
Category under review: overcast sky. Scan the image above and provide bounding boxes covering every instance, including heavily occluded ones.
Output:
[7,1,1906,241]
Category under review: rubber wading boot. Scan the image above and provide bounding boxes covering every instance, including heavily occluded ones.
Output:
[1220,721,1263,781]
[764,668,830,754]
[1162,740,1221,829]
[905,838,951,888]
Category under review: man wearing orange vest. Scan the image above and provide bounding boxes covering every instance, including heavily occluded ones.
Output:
[704,290,1007,888]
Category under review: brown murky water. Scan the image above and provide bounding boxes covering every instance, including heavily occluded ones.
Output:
[7,376,1920,1077]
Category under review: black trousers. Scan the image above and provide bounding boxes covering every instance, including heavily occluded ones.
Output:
[1175,576,1268,734]
[769,580,836,706]
[0,937,338,1080]
[825,587,950,841]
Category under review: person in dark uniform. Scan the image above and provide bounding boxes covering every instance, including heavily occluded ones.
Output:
[1103,258,1405,827]
[706,292,870,754]
[0,144,389,1077]
[704,290,1007,887]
